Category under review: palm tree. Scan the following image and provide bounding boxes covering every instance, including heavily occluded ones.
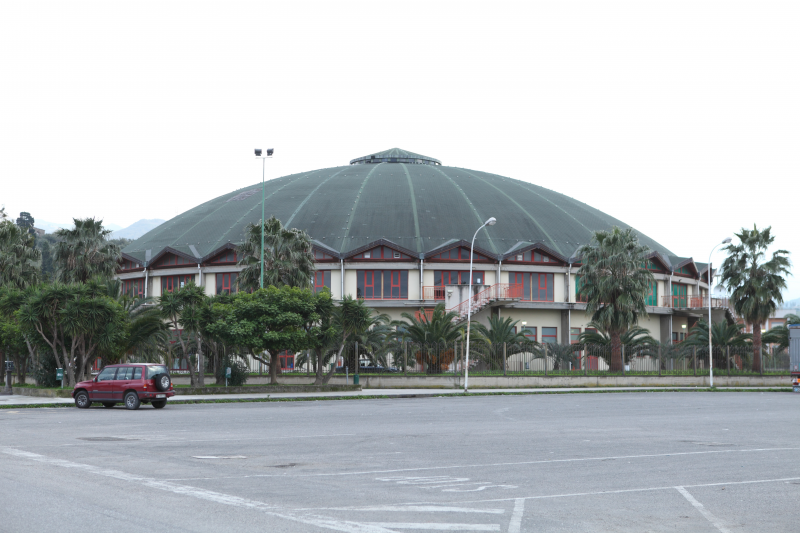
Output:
[399,303,463,374]
[761,314,800,352]
[578,322,658,346]
[576,227,655,371]
[237,216,315,292]
[684,319,752,348]
[0,219,41,289]
[53,218,121,283]
[719,225,791,373]
[469,315,530,371]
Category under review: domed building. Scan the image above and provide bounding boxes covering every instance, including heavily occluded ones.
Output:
[118,148,718,369]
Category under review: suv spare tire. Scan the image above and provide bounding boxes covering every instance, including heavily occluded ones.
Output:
[153,373,171,392]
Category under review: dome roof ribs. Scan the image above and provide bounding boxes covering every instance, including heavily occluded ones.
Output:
[350,148,441,166]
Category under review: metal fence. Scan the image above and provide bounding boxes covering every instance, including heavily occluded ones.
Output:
[271,342,791,377]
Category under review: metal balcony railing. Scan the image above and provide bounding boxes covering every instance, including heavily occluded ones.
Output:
[415,283,523,323]
[661,295,729,309]
[422,286,446,300]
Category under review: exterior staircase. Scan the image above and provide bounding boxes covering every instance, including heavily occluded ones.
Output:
[415,283,523,324]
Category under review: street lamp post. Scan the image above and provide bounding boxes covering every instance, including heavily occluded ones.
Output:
[254,148,274,289]
[464,216,497,393]
[708,237,732,387]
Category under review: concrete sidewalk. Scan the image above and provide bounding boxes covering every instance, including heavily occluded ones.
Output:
[0,386,792,407]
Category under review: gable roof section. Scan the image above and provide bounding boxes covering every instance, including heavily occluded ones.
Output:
[424,239,497,261]
[148,247,199,268]
[500,241,568,263]
[343,239,420,260]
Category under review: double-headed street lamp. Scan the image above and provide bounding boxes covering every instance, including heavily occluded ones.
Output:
[708,237,732,387]
[464,216,497,393]
[254,148,274,289]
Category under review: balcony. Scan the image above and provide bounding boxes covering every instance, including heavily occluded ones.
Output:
[661,295,729,309]
[415,283,524,322]
[422,286,446,300]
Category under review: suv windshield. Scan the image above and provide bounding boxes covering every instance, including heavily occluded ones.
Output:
[145,365,169,379]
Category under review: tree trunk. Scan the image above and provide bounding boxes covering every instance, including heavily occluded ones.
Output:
[752,322,762,374]
[609,330,623,372]
[196,334,205,387]
[321,343,346,384]
[313,348,326,385]
[269,351,280,384]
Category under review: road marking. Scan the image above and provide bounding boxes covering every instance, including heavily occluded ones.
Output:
[163,446,800,481]
[0,447,399,533]
[377,476,517,493]
[316,506,505,514]
[361,523,499,531]
[675,486,732,533]
[400,475,800,506]
[507,499,524,533]
[192,456,246,459]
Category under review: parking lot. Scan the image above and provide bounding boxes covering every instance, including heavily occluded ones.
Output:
[1,392,798,532]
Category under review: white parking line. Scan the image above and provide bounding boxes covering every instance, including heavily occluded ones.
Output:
[675,486,732,533]
[507,499,524,533]
[164,446,800,481]
[361,524,499,531]
[314,506,505,514]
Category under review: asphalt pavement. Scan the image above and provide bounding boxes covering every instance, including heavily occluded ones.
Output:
[1,392,798,532]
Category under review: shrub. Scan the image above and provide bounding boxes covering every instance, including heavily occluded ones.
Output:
[215,357,249,386]
[34,350,59,387]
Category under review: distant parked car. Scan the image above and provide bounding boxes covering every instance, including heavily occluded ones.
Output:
[72,363,175,410]
[336,364,398,373]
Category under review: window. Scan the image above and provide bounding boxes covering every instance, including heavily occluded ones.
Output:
[122,278,145,298]
[152,253,194,268]
[116,367,134,380]
[209,249,237,264]
[508,250,556,263]
[161,275,195,294]
[313,249,336,261]
[570,327,581,344]
[672,283,687,307]
[434,270,485,287]
[145,365,169,379]
[673,332,679,343]
[675,266,693,276]
[97,367,117,381]
[216,273,238,295]
[509,273,554,301]
[430,247,489,261]
[575,275,588,303]
[119,258,142,271]
[522,327,537,342]
[279,350,294,370]
[645,281,658,306]
[353,246,411,260]
[133,367,142,380]
[356,270,408,299]
[542,327,557,344]
[313,271,331,293]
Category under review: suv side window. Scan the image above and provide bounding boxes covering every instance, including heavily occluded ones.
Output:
[117,367,134,380]
[133,367,142,380]
[97,367,117,381]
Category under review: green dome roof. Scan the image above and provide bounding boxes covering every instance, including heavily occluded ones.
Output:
[122,148,673,264]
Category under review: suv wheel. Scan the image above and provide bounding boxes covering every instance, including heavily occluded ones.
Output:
[124,391,141,410]
[151,400,167,409]
[74,391,91,409]
[153,373,171,392]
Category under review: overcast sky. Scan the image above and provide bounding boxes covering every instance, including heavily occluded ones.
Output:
[1,1,798,299]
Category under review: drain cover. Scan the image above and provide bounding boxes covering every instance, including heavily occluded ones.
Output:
[79,437,139,442]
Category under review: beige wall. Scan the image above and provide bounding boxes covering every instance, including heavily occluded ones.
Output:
[408,269,420,300]
[329,269,342,299]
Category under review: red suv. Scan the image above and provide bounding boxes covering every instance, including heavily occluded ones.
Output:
[73,363,175,410]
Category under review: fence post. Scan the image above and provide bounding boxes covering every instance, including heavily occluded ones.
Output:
[503,342,507,377]
[583,345,587,377]
[726,345,730,377]
[403,340,407,377]
[658,344,662,377]
[621,344,625,376]
[693,346,697,376]
[544,343,548,377]
[454,340,458,378]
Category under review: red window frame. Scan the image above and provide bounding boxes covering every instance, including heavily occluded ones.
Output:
[510,272,554,302]
[314,249,336,261]
[313,271,331,293]
[153,253,194,268]
[279,350,294,370]
[161,275,195,294]
[119,258,142,271]
[508,250,557,264]
[210,249,237,264]
[353,246,410,260]
[542,327,557,344]
[431,248,490,262]
[521,326,537,342]
[358,270,378,299]
[122,278,145,298]
[216,273,238,295]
